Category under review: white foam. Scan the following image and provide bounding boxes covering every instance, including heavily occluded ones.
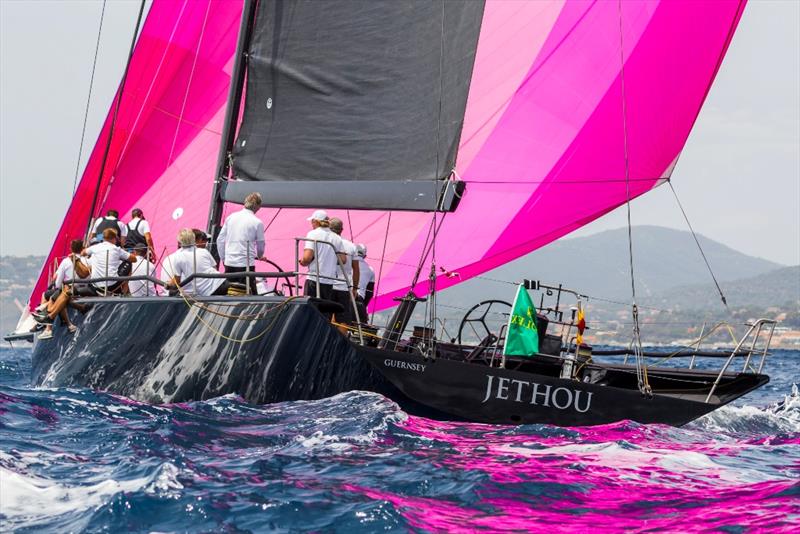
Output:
[692,383,800,435]
[0,467,148,520]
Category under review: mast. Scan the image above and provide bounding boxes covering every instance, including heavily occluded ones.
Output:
[206,0,259,258]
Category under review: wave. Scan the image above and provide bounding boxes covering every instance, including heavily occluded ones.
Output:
[1,346,798,532]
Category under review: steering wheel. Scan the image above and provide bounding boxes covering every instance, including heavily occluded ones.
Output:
[256,259,294,296]
[455,299,512,345]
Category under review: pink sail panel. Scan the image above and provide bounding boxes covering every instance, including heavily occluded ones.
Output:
[30,0,243,307]
[230,0,746,310]
[32,0,745,313]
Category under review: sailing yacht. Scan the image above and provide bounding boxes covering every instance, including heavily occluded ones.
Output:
[23,0,776,426]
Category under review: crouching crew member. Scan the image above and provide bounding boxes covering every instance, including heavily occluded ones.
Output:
[161,229,227,296]
[299,210,345,302]
[329,217,360,325]
[217,192,265,294]
[128,244,159,297]
[34,239,91,339]
[83,228,137,295]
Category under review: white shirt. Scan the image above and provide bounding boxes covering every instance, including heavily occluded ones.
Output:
[91,216,128,239]
[357,258,375,299]
[217,208,265,268]
[129,257,158,297]
[333,238,357,291]
[160,246,224,296]
[86,241,133,287]
[54,255,89,289]
[304,227,343,285]
[127,217,151,236]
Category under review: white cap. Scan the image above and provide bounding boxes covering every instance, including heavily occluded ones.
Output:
[306,209,329,222]
[356,244,367,258]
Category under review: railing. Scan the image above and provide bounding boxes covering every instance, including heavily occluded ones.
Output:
[704,318,777,403]
[293,237,364,345]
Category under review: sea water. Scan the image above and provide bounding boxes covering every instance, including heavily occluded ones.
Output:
[0,346,797,532]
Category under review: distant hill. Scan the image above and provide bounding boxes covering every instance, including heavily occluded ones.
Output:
[438,226,784,308]
[2,228,796,341]
[646,265,800,311]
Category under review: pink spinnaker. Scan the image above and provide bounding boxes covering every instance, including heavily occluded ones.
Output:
[30,0,746,311]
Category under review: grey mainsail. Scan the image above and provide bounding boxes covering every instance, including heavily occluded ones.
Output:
[226,0,484,211]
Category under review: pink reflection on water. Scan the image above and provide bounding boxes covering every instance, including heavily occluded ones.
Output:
[372,415,800,531]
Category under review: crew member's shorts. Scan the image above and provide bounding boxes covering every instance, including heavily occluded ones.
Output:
[304,280,334,301]
[331,290,354,323]
[44,287,60,302]
[91,280,124,295]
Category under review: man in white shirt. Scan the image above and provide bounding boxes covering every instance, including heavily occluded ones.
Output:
[217,192,266,294]
[128,244,159,297]
[83,228,137,294]
[34,239,91,339]
[161,229,226,297]
[329,218,360,324]
[126,208,155,258]
[91,209,128,246]
[356,244,375,322]
[299,210,345,302]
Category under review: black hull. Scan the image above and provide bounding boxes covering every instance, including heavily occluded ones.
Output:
[32,297,769,426]
[32,296,390,404]
[358,350,768,426]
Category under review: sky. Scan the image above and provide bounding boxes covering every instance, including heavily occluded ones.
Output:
[1,0,798,265]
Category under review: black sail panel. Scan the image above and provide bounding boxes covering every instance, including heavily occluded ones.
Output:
[229,0,484,211]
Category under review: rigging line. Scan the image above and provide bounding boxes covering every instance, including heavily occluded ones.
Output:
[370,212,392,324]
[84,0,146,241]
[668,181,730,311]
[264,208,283,232]
[424,1,446,349]
[346,210,354,242]
[617,0,649,395]
[433,0,445,181]
[71,0,107,197]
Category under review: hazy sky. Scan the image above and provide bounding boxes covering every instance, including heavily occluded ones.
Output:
[1,0,798,265]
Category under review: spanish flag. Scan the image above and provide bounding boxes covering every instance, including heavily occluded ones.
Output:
[576,304,586,346]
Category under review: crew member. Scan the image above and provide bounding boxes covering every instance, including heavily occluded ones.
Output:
[34,239,91,339]
[160,228,226,296]
[217,192,265,294]
[126,208,154,259]
[329,218,359,325]
[299,210,345,302]
[192,229,210,249]
[83,228,137,295]
[128,244,159,297]
[355,244,375,322]
[91,209,127,246]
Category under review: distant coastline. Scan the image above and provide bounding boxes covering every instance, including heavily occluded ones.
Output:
[3,226,798,348]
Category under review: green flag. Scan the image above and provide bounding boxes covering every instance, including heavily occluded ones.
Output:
[503,284,540,356]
